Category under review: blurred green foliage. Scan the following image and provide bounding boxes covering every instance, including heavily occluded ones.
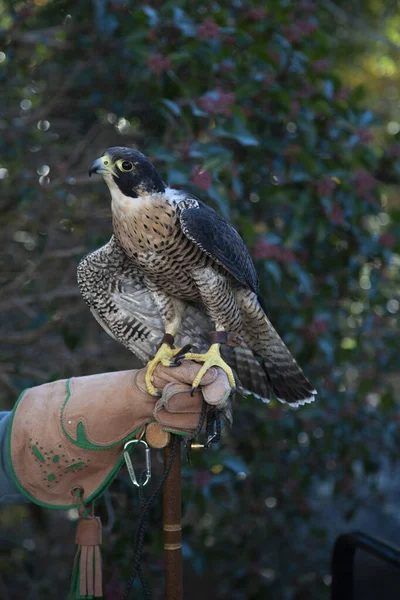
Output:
[0,1,400,599]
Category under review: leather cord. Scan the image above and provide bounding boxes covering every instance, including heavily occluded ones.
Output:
[161,333,175,347]
[123,436,179,600]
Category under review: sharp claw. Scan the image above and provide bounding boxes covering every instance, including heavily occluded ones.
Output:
[145,379,162,396]
[145,342,193,391]
[179,344,192,355]
[171,344,192,365]
[169,360,182,367]
[185,343,236,396]
[190,386,197,396]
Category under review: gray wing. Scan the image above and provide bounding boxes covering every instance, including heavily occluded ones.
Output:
[77,236,270,401]
[178,198,259,294]
[77,236,211,362]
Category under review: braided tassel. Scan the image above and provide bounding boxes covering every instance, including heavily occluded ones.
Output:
[69,516,103,599]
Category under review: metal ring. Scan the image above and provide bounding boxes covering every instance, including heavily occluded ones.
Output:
[124,439,151,487]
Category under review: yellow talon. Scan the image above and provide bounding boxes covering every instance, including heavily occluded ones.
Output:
[145,343,183,396]
[185,343,236,391]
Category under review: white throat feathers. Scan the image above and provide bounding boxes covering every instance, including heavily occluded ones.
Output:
[104,176,183,218]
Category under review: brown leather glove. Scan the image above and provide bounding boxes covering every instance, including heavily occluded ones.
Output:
[9,362,231,509]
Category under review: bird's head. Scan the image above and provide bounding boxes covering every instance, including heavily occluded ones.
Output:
[88,147,165,199]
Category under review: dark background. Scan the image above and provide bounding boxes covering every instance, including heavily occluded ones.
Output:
[0,1,400,598]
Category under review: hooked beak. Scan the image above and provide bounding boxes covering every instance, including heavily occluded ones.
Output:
[88,156,115,177]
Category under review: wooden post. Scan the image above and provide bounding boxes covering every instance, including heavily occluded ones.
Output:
[145,425,183,599]
[163,436,182,600]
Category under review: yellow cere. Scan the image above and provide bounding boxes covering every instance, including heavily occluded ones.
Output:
[97,155,118,177]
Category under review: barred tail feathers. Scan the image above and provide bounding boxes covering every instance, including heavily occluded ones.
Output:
[236,290,317,407]
[221,344,271,401]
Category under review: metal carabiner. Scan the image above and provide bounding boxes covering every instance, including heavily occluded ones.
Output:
[123,439,151,487]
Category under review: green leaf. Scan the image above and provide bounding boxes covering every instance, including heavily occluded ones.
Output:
[142,6,159,27]
[160,98,181,116]
[214,125,259,147]
[264,261,282,284]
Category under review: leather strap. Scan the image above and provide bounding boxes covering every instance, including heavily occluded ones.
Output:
[161,333,175,347]
[208,331,242,347]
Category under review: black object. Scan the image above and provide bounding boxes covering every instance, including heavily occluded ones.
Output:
[124,436,179,600]
[331,531,400,600]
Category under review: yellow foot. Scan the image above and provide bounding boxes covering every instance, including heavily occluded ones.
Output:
[145,343,184,396]
[184,343,236,393]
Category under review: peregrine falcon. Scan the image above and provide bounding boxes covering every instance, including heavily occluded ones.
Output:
[81,147,316,406]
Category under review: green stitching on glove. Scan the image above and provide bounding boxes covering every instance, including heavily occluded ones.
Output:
[8,388,144,510]
[32,446,45,462]
[60,379,142,450]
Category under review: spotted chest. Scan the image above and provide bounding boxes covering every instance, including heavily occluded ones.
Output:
[112,197,209,299]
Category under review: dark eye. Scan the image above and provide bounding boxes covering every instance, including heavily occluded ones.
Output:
[121,161,133,172]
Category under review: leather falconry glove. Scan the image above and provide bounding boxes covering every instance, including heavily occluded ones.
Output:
[9,361,231,507]
[8,361,231,599]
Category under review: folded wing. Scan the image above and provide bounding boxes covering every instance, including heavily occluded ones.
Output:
[77,236,270,401]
